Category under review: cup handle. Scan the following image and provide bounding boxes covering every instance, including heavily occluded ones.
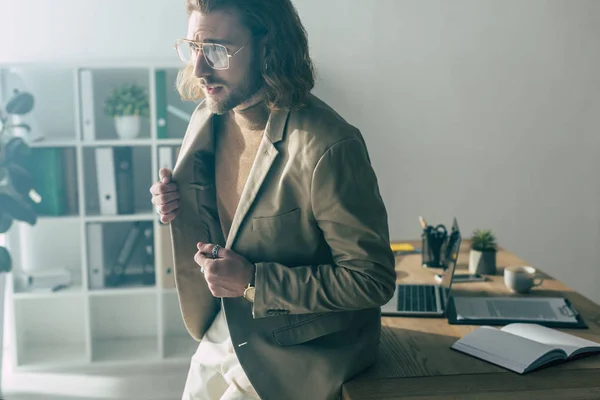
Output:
[533,277,544,287]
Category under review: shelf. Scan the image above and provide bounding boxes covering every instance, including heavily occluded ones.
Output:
[89,287,156,297]
[4,64,194,371]
[30,139,79,148]
[92,337,159,363]
[84,213,155,223]
[16,343,88,369]
[90,292,159,363]
[82,139,153,147]
[164,336,197,360]
[35,215,81,224]
[13,284,83,299]
[14,296,88,368]
[16,218,83,289]
[156,138,183,146]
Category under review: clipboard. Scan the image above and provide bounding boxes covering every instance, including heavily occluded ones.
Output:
[445,296,588,329]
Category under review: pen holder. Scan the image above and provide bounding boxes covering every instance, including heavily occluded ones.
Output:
[421,227,447,268]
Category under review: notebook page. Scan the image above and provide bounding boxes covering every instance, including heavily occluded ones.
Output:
[451,326,563,374]
[501,323,600,357]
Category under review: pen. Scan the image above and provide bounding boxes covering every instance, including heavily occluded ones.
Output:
[419,216,427,230]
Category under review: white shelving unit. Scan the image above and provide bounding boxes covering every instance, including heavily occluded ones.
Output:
[0,63,200,371]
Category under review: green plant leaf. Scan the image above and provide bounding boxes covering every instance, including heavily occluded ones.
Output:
[0,246,11,273]
[471,229,497,252]
[103,83,150,117]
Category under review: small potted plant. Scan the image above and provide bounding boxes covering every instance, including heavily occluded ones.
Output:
[104,83,149,139]
[469,229,497,275]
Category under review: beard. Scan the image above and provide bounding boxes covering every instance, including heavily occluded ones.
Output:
[203,55,264,115]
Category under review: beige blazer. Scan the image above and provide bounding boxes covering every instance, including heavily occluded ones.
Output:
[169,94,396,400]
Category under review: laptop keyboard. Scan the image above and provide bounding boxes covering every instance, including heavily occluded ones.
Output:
[397,285,438,312]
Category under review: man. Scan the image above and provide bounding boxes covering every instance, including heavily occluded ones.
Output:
[149,0,396,399]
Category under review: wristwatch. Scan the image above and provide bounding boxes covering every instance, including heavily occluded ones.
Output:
[243,283,255,303]
[243,265,256,303]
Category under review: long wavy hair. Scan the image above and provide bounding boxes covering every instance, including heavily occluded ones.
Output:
[176,0,315,111]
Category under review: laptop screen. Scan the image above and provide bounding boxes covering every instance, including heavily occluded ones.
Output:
[439,218,462,295]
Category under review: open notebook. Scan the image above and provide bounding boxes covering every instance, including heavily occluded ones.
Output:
[451,323,600,374]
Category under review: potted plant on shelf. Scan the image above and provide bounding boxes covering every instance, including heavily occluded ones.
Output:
[104,83,149,139]
[469,229,497,275]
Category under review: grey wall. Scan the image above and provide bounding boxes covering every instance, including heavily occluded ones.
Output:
[2,0,599,304]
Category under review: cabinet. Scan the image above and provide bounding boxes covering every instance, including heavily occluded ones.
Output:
[0,63,198,370]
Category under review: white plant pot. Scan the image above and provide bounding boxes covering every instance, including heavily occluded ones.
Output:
[114,115,141,139]
[468,249,497,275]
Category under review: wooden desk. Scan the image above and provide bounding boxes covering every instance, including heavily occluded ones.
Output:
[343,241,600,400]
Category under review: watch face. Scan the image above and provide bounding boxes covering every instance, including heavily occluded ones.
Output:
[245,287,255,302]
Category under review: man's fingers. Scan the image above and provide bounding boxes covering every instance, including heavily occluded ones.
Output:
[196,252,219,270]
[155,201,179,215]
[159,168,172,183]
[197,242,226,258]
[159,210,178,224]
[195,251,210,268]
[150,182,178,196]
[152,191,180,206]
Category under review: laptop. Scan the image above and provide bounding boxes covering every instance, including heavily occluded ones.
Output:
[381,218,462,317]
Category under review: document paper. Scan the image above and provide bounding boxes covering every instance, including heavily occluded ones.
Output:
[452,297,579,323]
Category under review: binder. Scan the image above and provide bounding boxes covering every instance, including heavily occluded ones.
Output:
[105,222,143,287]
[87,223,105,289]
[141,222,156,285]
[26,148,66,216]
[79,69,96,141]
[113,146,135,214]
[95,148,117,215]
[158,223,175,289]
[155,69,168,139]
[158,146,174,171]
[62,148,78,214]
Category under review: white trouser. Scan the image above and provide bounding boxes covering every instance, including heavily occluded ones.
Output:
[182,309,260,400]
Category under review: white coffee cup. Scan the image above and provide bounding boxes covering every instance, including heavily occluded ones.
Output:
[504,265,544,293]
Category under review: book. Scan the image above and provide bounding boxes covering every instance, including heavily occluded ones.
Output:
[451,323,600,374]
[390,242,420,255]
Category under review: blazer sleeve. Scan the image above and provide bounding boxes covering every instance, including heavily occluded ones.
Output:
[252,137,397,317]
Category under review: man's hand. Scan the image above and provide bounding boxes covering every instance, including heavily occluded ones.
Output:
[150,168,180,224]
[195,242,256,298]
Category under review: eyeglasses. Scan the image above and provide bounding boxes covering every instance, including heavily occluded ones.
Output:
[174,39,245,70]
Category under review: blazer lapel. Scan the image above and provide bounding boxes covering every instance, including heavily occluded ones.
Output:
[168,101,222,341]
[173,101,214,176]
[225,108,290,249]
